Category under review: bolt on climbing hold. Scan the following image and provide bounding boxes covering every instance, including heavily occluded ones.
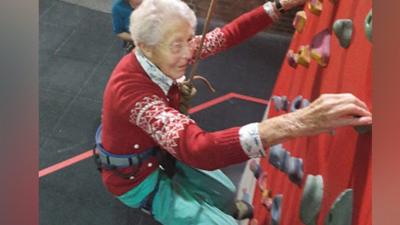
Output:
[293,11,307,33]
[287,157,304,186]
[271,96,290,112]
[333,19,353,48]
[300,175,324,225]
[249,159,262,179]
[309,0,323,16]
[354,124,372,134]
[365,9,372,42]
[271,195,283,225]
[325,189,353,225]
[290,95,304,112]
[269,144,288,170]
[261,189,273,210]
[257,172,268,192]
[269,144,305,185]
[311,29,331,67]
[297,45,311,67]
[234,200,254,220]
[250,218,259,225]
[287,49,299,68]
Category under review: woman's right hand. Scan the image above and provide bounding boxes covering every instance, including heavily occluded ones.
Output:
[258,93,372,146]
[289,93,372,136]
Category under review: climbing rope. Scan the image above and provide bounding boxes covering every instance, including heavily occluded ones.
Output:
[178,0,217,114]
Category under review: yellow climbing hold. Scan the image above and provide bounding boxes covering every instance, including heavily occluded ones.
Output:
[293,11,307,33]
[309,0,323,16]
[297,45,311,67]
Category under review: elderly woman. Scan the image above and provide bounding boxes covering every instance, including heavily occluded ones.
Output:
[95,0,372,224]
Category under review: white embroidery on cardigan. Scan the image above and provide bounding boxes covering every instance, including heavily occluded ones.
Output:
[189,28,227,63]
[129,95,194,155]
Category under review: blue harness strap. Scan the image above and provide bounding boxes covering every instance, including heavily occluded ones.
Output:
[93,124,157,169]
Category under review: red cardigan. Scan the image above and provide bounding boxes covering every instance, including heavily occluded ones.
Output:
[101,6,273,196]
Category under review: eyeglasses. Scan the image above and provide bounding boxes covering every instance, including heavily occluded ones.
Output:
[159,40,195,55]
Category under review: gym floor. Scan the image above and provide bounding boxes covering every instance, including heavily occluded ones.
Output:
[39,0,291,224]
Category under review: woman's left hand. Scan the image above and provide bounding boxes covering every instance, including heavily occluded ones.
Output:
[280,0,307,11]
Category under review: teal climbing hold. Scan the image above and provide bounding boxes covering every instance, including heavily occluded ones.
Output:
[325,189,353,225]
[300,175,324,225]
[333,19,353,48]
[365,9,372,42]
[271,195,283,225]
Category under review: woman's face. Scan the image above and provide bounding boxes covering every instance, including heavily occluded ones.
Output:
[146,19,195,80]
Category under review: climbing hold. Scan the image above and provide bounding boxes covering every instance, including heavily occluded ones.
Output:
[354,124,372,134]
[261,190,273,210]
[233,200,254,220]
[311,29,331,67]
[287,49,298,68]
[287,157,304,186]
[271,96,290,111]
[281,96,290,111]
[297,45,311,67]
[249,159,262,179]
[269,144,288,170]
[293,11,307,33]
[271,195,283,225]
[250,218,259,225]
[308,0,323,16]
[290,95,303,112]
[329,0,337,4]
[300,175,324,225]
[257,172,268,192]
[302,98,310,108]
[242,188,251,203]
[365,9,372,42]
[333,19,353,48]
[280,150,291,173]
[290,95,311,112]
[325,189,353,225]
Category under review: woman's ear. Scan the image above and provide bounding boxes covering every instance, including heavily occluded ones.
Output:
[138,43,153,59]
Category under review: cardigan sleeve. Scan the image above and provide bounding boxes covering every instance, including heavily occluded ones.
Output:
[128,94,255,170]
[189,5,274,61]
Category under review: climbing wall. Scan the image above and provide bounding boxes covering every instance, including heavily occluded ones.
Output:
[239,0,372,224]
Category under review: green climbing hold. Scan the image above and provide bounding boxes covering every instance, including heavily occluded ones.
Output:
[333,19,353,48]
[354,124,372,134]
[300,175,324,225]
[325,189,353,225]
[365,9,372,42]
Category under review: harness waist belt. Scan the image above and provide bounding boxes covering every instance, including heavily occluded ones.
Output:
[95,124,157,168]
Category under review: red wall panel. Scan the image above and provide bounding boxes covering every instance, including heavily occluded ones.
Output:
[251,0,372,224]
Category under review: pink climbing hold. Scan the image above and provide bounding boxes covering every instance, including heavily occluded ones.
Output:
[310,29,331,67]
[293,11,307,33]
[257,171,268,192]
[287,49,298,68]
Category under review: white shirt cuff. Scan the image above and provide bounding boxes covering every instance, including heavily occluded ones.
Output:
[263,1,281,22]
[239,123,265,158]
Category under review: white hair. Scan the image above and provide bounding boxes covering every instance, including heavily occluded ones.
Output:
[129,0,197,46]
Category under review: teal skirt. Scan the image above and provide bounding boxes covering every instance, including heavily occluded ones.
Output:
[118,161,238,225]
